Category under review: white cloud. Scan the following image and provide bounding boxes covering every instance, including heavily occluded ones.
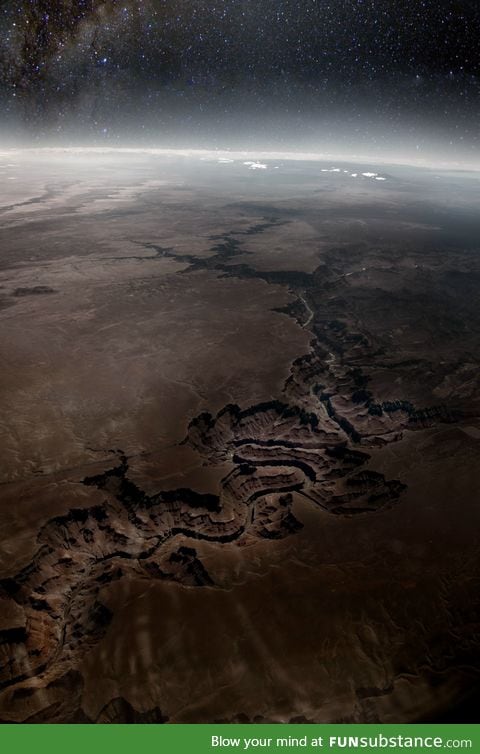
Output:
[244,161,267,170]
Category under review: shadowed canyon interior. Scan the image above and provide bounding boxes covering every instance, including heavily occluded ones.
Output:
[0,152,479,723]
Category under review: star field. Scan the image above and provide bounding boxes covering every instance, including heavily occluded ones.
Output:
[0,1,479,154]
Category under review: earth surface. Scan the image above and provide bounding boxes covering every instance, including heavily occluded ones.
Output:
[0,150,479,723]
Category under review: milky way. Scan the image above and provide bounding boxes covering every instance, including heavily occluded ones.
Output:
[0,1,479,157]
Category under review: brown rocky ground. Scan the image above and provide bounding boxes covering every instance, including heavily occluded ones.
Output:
[0,151,479,723]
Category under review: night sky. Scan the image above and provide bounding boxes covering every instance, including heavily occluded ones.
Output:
[0,1,479,158]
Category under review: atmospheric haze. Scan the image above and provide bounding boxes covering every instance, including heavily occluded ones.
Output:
[0,0,479,728]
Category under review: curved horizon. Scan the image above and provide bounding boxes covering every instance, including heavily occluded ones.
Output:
[1,145,479,172]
